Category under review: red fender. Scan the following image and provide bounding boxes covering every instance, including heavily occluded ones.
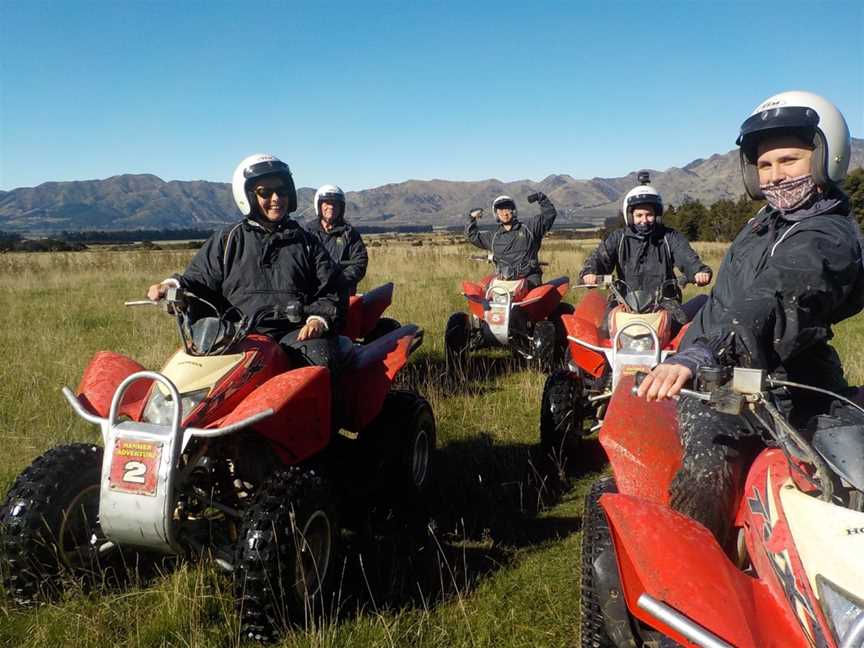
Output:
[599,376,682,504]
[562,313,607,378]
[601,493,808,648]
[336,325,418,432]
[517,283,563,322]
[462,280,487,319]
[343,282,394,340]
[76,351,152,420]
[218,366,331,465]
[573,289,608,327]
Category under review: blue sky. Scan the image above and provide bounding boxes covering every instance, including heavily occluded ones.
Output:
[1,0,862,191]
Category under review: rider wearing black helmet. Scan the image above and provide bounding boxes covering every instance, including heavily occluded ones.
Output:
[637,91,864,545]
[465,192,557,288]
[307,184,369,296]
[147,154,345,369]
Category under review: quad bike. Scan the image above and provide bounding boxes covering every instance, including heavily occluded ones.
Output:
[342,281,402,343]
[581,367,864,648]
[444,259,570,375]
[539,275,698,462]
[0,287,436,641]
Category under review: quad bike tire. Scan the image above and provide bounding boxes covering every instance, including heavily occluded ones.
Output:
[380,390,437,496]
[444,311,471,377]
[540,370,584,464]
[581,477,642,648]
[0,443,135,605]
[364,317,402,344]
[533,320,560,373]
[234,465,338,642]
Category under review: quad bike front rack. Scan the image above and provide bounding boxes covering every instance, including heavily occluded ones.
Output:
[62,371,273,554]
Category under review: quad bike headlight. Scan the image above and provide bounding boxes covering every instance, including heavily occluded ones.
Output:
[142,388,209,426]
[618,332,653,353]
[491,291,509,305]
[817,575,864,646]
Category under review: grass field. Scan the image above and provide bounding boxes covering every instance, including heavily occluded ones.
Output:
[0,237,862,648]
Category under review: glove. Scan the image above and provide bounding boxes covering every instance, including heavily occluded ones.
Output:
[527,192,546,204]
[469,208,484,220]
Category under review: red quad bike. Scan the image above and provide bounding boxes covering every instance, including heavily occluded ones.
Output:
[580,367,864,648]
[444,259,570,375]
[342,281,402,343]
[0,287,436,642]
[540,276,694,461]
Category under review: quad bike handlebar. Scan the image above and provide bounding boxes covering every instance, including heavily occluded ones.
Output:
[469,254,548,267]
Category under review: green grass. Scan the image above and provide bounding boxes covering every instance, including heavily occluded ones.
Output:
[0,239,861,647]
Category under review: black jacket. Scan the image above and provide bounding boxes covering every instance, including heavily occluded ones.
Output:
[465,196,556,280]
[670,193,864,400]
[580,225,711,298]
[306,220,368,295]
[175,217,345,333]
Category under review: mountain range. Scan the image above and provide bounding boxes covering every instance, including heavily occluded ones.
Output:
[1,139,862,233]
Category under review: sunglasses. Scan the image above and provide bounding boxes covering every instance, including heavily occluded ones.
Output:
[254,186,291,199]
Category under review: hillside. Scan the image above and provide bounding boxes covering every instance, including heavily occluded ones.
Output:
[1,139,861,233]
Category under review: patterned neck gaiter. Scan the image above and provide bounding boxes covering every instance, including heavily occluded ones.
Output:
[760,174,818,212]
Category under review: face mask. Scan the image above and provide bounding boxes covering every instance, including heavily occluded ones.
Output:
[633,222,653,236]
[760,174,817,212]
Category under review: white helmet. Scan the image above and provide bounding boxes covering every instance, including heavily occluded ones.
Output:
[231,153,297,217]
[314,184,346,220]
[736,90,851,200]
[492,195,517,221]
[622,184,663,226]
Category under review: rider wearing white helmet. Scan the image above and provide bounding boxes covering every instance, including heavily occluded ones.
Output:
[580,172,712,301]
[465,191,557,288]
[147,154,345,368]
[637,91,864,545]
[306,184,368,296]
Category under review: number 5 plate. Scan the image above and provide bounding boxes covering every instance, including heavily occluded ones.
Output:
[108,439,162,496]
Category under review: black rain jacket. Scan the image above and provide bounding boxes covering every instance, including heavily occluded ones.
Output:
[174,217,345,333]
[465,196,556,281]
[306,220,368,296]
[580,225,712,299]
[670,192,864,404]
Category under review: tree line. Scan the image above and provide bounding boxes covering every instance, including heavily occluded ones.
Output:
[600,167,864,241]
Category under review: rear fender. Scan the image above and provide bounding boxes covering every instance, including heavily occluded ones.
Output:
[343,295,365,340]
[336,324,419,432]
[462,281,487,319]
[516,283,562,321]
[218,366,331,465]
[546,275,570,298]
[76,351,151,420]
[600,376,681,504]
[601,493,807,648]
[562,313,607,378]
[344,282,394,340]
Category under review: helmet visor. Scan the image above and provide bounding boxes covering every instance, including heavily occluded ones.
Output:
[494,200,516,211]
[625,194,661,210]
[737,106,819,150]
[243,159,290,180]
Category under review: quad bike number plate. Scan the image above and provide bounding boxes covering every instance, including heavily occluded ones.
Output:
[108,438,162,496]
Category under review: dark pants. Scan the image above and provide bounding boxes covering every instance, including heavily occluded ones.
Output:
[668,396,760,547]
[670,387,845,547]
[277,329,337,371]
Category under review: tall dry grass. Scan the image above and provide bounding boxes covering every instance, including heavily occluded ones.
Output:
[0,236,861,647]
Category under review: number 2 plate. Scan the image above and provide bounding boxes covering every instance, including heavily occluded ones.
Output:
[108,439,162,496]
